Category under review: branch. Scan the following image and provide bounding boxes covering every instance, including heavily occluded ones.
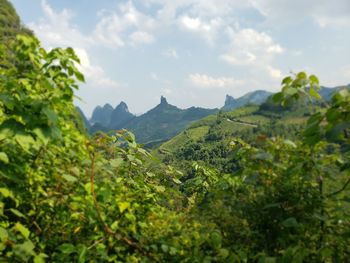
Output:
[326,176,350,197]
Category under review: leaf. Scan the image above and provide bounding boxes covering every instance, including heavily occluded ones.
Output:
[62,174,78,183]
[172,178,182,184]
[309,74,319,85]
[70,167,80,176]
[110,158,123,168]
[14,240,35,257]
[282,76,292,85]
[33,127,51,144]
[154,185,165,192]
[284,140,297,148]
[118,202,130,213]
[75,71,85,82]
[0,152,9,164]
[297,72,307,80]
[272,92,283,103]
[10,208,26,218]
[281,217,299,228]
[34,253,48,263]
[15,222,30,239]
[211,231,222,248]
[15,133,36,150]
[161,244,169,253]
[0,227,8,241]
[58,243,76,255]
[78,245,87,263]
[42,107,58,124]
[309,88,321,100]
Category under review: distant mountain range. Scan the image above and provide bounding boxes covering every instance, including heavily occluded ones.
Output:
[222,90,273,111]
[78,84,349,146]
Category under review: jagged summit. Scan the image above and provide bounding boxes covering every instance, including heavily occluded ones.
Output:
[222,90,272,111]
[115,101,129,112]
[225,94,235,105]
[160,96,168,105]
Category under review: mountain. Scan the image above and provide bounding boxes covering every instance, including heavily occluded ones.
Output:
[90,103,113,127]
[109,101,135,129]
[0,0,32,40]
[222,90,273,111]
[76,106,90,130]
[123,96,218,146]
[319,84,350,101]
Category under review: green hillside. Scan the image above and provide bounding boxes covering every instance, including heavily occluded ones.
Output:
[157,103,314,173]
[0,0,32,43]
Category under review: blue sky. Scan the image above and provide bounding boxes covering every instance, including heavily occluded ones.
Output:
[10,0,350,117]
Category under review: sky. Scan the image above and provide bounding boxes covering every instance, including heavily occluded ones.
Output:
[10,0,350,117]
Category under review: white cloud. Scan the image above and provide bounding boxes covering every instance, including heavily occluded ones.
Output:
[189,73,240,88]
[251,0,350,28]
[29,1,120,110]
[74,48,120,90]
[162,48,179,59]
[267,66,282,79]
[178,15,223,43]
[29,0,89,48]
[129,31,155,45]
[92,1,156,48]
[150,72,159,80]
[221,28,284,81]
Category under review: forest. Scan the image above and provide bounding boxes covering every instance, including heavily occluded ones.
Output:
[1,0,350,262]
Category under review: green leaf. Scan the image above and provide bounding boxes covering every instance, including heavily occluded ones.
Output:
[0,152,9,164]
[62,174,78,183]
[297,72,307,80]
[75,71,85,82]
[14,240,35,257]
[15,133,36,150]
[0,227,8,241]
[15,222,30,239]
[172,178,182,184]
[118,202,130,213]
[34,253,48,263]
[10,208,26,219]
[110,158,124,168]
[58,243,76,255]
[154,185,165,192]
[284,140,297,148]
[42,107,58,124]
[33,127,51,144]
[309,74,319,84]
[161,244,169,253]
[211,231,222,249]
[281,217,299,228]
[272,92,283,103]
[78,245,87,263]
[282,76,292,85]
[309,88,321,100]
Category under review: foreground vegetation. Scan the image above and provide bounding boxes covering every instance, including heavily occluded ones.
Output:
[1,2,350,258]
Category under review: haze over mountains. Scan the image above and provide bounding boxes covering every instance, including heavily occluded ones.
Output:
[78,84,349,146]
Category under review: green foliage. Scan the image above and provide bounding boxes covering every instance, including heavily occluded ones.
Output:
[1,11,349,260]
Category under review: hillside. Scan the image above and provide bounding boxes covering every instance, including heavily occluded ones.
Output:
[0,0,32,40]
[157,102,316,172]
[88,96,218,145]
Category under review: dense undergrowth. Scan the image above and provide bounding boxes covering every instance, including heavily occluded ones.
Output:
[1,33,350,262]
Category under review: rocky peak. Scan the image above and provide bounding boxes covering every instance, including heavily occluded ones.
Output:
[160,96,168,105]
[115,101,129,112]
